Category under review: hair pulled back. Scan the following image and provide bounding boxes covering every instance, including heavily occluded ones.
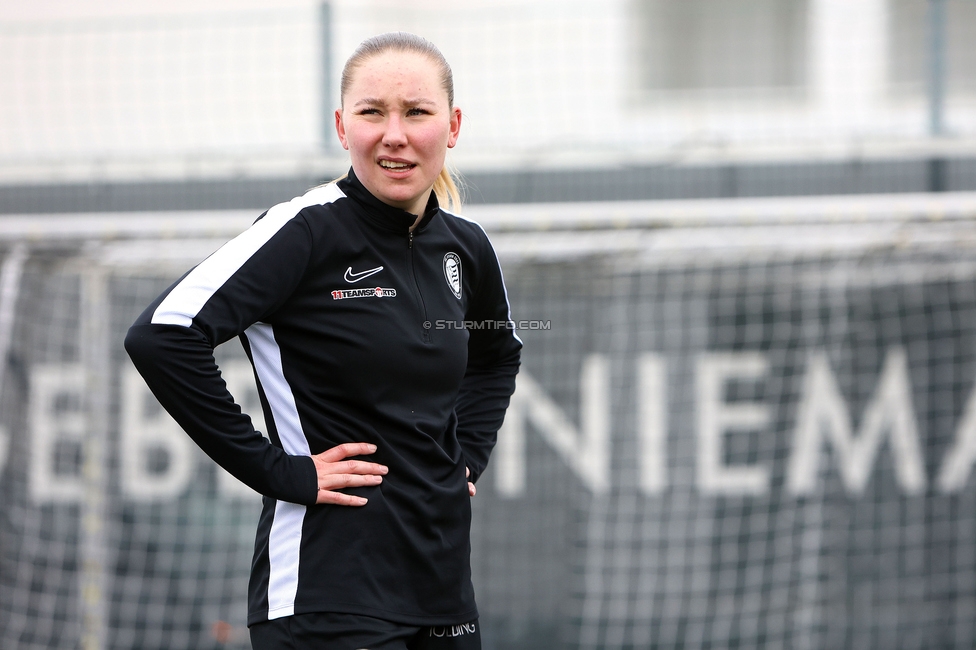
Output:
[340,32,462,212]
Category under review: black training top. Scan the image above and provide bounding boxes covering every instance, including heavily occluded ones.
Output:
[124,169,522,626]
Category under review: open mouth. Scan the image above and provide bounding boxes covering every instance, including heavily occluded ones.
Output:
[378,160,416,172]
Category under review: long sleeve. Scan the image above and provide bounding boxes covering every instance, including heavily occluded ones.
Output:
[125,322,317,504]
[128,175,514,625]
[124,193,338,505]
[454,231,522,484]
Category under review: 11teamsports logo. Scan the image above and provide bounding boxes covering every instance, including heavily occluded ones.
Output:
[331,287,397,300]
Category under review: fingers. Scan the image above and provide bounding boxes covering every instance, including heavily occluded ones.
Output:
[315,458,388,476]
[313,442,387,507]
[316,490,369,506]
[317,442,378,463]
[318,473,384,491]
[313,445,477,504]
[314,472,381,506]
[312,444,388,480]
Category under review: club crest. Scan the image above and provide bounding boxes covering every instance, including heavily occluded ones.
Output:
[443,252,462,300]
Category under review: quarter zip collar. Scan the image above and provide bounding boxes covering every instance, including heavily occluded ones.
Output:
[337,167,439,235]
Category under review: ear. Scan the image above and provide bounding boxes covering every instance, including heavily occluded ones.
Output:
[335,108,349,150]
[447,107,461,149]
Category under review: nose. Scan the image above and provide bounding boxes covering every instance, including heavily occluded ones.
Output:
[382,114,407,148]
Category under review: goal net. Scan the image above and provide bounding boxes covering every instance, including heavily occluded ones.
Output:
[2,194,976,649]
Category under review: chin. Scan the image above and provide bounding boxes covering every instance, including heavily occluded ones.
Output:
[378,188,424,210]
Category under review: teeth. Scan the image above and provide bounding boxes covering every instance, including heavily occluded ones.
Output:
[380,160,412,169]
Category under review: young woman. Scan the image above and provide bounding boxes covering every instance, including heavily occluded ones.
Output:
[125,32,521,650]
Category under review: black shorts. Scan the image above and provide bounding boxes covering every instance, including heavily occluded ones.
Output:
[249,612,481,650]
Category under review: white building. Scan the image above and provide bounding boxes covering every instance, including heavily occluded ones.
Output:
[0,0,974,193]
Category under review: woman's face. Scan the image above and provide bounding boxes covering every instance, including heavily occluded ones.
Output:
[335,51,461,216]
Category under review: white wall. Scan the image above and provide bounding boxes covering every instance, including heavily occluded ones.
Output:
[0,0,972,183]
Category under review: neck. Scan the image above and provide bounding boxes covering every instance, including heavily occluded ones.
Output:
[409,212,424,232]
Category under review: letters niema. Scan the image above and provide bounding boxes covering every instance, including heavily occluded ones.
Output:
[21,347,976,503]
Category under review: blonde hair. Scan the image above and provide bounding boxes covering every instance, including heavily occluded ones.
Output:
[338,32,463,212]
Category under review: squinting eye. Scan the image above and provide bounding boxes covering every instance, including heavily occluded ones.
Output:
[407,108,429,116]
[358,108,380,115]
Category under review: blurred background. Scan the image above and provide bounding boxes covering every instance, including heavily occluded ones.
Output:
[2,0,976,648]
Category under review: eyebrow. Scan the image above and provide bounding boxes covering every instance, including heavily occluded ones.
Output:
[353,97,439,108]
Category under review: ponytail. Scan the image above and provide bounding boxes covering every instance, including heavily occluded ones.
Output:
[432,166,462,213]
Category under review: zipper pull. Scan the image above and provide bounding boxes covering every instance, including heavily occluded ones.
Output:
[408,231,414,249]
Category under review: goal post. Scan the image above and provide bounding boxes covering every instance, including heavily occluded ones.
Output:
[2,194,976,648]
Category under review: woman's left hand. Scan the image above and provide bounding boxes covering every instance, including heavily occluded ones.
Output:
[466,467,476,497]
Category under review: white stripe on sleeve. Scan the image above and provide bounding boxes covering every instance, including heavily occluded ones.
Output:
[152,184,344,327]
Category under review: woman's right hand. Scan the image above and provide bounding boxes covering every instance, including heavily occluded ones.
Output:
[311,443,387,506]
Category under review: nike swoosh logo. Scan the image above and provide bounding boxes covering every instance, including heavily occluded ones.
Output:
[344,265,384,283]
